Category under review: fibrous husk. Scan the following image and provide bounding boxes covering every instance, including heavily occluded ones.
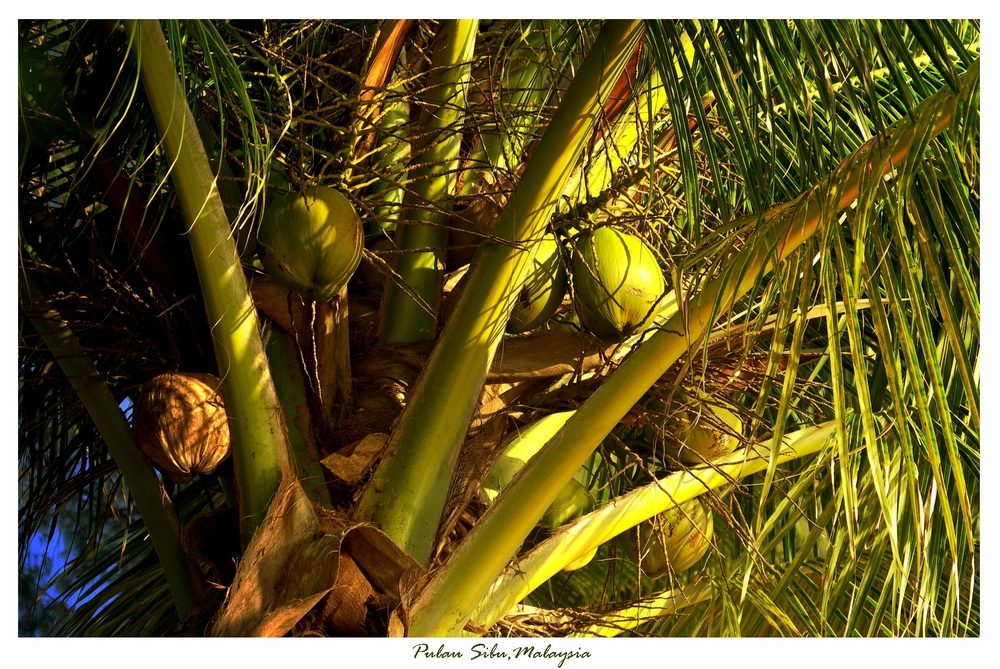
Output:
[132,372,231,483]
[209,478,424,637]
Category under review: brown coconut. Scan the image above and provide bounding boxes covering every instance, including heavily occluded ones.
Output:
[133,372,231,483]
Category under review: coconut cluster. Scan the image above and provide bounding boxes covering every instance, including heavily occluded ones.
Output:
[501,226,667,341]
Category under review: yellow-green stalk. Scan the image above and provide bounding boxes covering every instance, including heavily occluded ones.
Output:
[472,421,838,630]
[573,581,714,637]
[365,89,410,234]
[565,68,668,204]
[357,20,646,564]
[130,20,289,543]
[467,20,566,182]
[263,324,333,509]
[380,20,479,343]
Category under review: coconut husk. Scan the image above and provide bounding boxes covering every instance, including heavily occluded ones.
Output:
[132,372,231,483]
[209,478,423,637]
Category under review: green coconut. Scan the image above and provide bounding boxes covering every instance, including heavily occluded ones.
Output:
[257,186,364,302]
[540,477,594,529]
[507,232,567,334]
[649,394,743,465]
[571,228,666,342]
[481,412,594,530]
[621,497,714,578]
[670,403,742,464]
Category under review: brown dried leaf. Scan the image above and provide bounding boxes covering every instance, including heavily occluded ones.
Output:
[210,477,425,637]
[340,523,424,600]
[209,479,346,637]
[321,433,389,484]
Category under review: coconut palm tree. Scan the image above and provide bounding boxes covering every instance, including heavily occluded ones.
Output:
[18,18,979,637]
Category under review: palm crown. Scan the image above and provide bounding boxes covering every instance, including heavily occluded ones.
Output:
[18,19,979,637]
